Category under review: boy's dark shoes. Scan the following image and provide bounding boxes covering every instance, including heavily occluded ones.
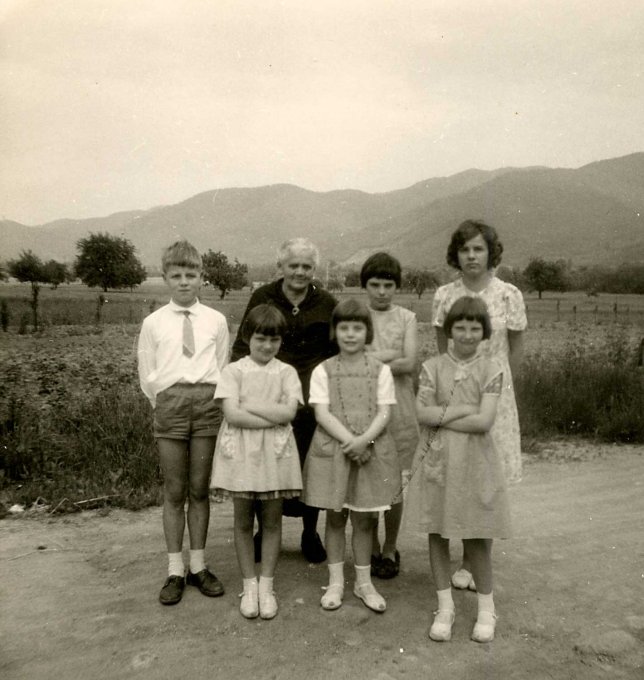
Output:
[370,553,382,577]
[159,575,185,605]
[253,532,262,563]
[375,550,400,579]
[301,531,327,563]
[186,568,225,597]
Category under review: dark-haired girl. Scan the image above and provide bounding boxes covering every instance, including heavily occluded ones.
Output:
[303,299,399,613]
[407,296,511,643]
[211,304,303,620]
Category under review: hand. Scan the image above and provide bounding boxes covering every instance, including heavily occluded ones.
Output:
[341,436,369,457]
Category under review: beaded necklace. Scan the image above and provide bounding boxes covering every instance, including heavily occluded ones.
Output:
[333,353,376,436]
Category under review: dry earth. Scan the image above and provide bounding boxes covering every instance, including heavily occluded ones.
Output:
[1,442,643,680]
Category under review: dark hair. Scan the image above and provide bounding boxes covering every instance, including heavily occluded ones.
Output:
[241,304,288,343]
[360,252,402,288]
[443,296,492,340]
[331,298,374,345]
[446,220,504,270]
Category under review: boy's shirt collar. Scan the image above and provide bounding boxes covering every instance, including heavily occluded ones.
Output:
[168,298,201,314]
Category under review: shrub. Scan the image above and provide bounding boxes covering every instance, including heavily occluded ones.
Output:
[0,327,161,511]
[516,327,643,443]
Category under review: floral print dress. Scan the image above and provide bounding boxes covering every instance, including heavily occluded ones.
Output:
[432,277,527,483]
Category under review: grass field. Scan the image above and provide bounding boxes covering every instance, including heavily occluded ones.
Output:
[2,279,644,329]
[1,281,643,513]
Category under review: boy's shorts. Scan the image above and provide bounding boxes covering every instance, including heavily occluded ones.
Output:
[154,383,222,440]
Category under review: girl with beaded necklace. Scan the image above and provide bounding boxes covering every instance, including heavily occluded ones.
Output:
[302,299,399,613]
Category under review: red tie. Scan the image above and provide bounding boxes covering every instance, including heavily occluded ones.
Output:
[182,311,195,357]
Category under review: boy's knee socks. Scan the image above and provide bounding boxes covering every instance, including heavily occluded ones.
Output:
[168,552,184,577]
[189,549,206,574]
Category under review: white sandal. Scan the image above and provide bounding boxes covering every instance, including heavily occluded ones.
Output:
[353,582,386,612]
[320,583,344,610]
[471,610,497,643]
[259,590,278,619]
[239,582,259,619]
[429,609,455,641]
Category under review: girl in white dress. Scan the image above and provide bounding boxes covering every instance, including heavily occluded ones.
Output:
[211,305,303,620]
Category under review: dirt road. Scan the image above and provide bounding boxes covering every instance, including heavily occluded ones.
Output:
[2,443,643,680]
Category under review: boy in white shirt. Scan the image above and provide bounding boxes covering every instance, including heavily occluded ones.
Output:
[138,240,229,605]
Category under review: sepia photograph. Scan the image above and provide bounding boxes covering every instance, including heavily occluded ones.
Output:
[1,1,643,678]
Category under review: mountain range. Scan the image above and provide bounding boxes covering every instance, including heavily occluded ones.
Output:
[2,152,643,270]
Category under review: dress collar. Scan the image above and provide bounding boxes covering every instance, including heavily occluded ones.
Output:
[446,348,483,381]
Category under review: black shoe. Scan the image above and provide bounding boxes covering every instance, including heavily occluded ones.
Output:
[159,575,185,605]
[254,532,262,563]
[375,550,400,579]
[186,568,225,597]
[301,531,327,563]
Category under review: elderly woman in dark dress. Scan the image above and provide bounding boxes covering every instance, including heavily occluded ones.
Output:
[231,237,337,563]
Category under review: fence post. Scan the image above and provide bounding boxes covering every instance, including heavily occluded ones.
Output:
[638,338,644,418]
[556,300,561,322]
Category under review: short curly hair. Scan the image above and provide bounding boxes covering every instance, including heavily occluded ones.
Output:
[446,220,503,270]
[330,298,374,345]
[359,252,402,288]
[443,296,492,340]
[277,238,320,267]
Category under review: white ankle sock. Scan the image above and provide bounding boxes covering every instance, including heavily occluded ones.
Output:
[437,587,455,612]
[327,562,344,586]
[354,564,371,587]
[168,552,184,577]
[243,577,258,593]
[259,576,274,596]
[477,592,495,615]
[189,548,206,574]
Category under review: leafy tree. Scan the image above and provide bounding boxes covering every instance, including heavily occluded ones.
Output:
[202,250,248,299]
[0,263,8,281]
[523,258,569,299]
[325,261,345,292]
[403,268,440,299]
[42,260,69,289]
[343,268,361,288]
[75,233,146,292]
[8,250,49,331]
[495,264,524,289]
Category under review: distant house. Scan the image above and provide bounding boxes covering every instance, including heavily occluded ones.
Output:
[251,281,266,291]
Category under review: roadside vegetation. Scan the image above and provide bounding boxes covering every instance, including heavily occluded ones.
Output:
[1,283,643,516]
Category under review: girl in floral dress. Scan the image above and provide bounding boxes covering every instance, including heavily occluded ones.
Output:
[407,296,511,643]
[303,299,399,613]
[432,220,526,590]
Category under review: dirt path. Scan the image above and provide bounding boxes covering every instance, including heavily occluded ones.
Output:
[2,444,643,680]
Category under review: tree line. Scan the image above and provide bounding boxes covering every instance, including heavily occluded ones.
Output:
[2,233,249,331]
[3,230,644,333]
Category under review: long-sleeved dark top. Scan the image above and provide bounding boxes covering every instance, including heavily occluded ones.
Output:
[231,279,337,402]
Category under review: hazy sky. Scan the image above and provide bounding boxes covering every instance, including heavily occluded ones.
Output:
[2,0,643,225]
